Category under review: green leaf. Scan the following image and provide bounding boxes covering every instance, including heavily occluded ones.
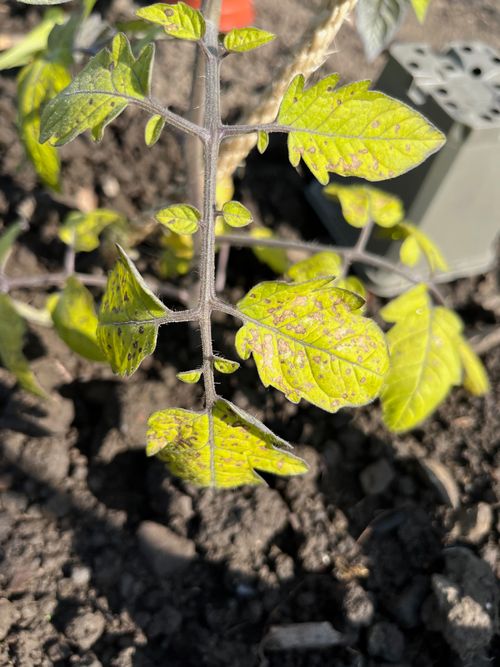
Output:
[155,204,200,235]
[457,338,489,397]
[49,277,105,362]
[0,8,64,71]
[356,0,407,61]
[0,294,45,397]
[145,114,165,146]
[236,278,389,412]
[40,33,154,146]
[59,209,126,252]
[0,222,24,272]
[97,245,168,376]
[17,58,71,190]
[410,0,430,22]
[214,357,240,374]
[176,369,202,384]
[221,201,253,228]
[223,27,276,52]
[399,234,421,267]
[287,251,343,282]
[257,130,269,154]
[147,398,308,487]
[324,183,404,228]
[380,285,462,432]
[395,222,448,272]
[277,73,445,185]
[136,2,205,41]
[250,227,289,274]
[157,231,193,278]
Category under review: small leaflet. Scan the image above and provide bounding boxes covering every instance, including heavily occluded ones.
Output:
[155,204,201,235]
[213,357,240,374]
[177,369,202,384]
[145,114,165,146]
[223,27,276,53]
[136,2,205,41]
[59,209,126,252]
[257,130,269,154]
[221,201,253,228]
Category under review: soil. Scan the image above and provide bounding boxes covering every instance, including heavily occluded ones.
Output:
[0,1,499,666]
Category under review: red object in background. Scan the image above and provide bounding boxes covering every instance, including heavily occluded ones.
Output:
[172,0,255,32]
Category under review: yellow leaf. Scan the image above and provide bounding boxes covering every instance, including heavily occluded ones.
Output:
[157,231,193,278]
[457,338,490,396]
[395,222,448,272]
[136,2,205,41]
[323,183,403,228]
[214,357,240,374]
[59,209,126,252]
[287,251,342,282]
[223,27,275,53]
[177,369,202,384]
[221,201,253,228]
[410,0,430,22]
[250,228,289,274]
[155,204,200,235]
[145,114,165,146]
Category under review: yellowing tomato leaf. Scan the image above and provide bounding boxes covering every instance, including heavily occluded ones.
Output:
[147,398,307,487]
[236,279,389,412]
[287,251,343,282]
[223,27,276,52]
[0,294,45,397]
[145,114,165,146]
[335,275,367,300]
[257,130,269,154]
[0,8,64,71]
[324,183,404,228]
[59,209,126,252]
[380,285,462,432]
[395,222,448,272]
[49,277,105,362]
[410,0,430,22]
[97,245,168,376]
[399,234,421,267]
[176,369,202,384]
[214,356,240,374]
[277,74,445,184]
[40,33,154,145]
[250,227,289,274]
[155,204,200,235]
[136,2,205,41]
[221,201,253,228]
[457,338,489,397]
[157,231,193,278]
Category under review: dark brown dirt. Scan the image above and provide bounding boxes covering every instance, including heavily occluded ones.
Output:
[0,1,499,666]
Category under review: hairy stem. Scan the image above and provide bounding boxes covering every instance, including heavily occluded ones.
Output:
[339,219,374,278]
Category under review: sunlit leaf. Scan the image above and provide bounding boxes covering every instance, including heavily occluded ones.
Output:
[335,275,367,300]
[380,285,462,432]
[49,276,105,362]
[17,58,71,190]
[40,33,154,145]
[399,234,421,267]
[457,338,489,397]
[356,0,407,61]
[177,369,202,384]
[157,231,193,278]
[145,114,165,146]
[277,73,445,184]
[236,278,389,412]
[324,183,403,228]
[257,130,269,154]
[221,201,253,228]
[136,2,205,41]
[147,398,307,487]
[97,245,168,376]
[59,209,126,252]
[0,294,45,397]
[0,222,24,272]
[395,222,448,272]
[214,356,240,374]
[250,227,289,274]
[155,204,200,235]
[0,8,64,70]
[410,0,430,22]
[223,27,275,52]
[13,299,52,327]
[287,251,343,282]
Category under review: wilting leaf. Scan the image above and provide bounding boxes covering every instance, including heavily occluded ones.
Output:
[257,130,269,154]
[457,338,489,397]
[223,27,276,52]
[147,398,307,487]
[155,204,200,235]
[356,0,407,61]
[0,8,64,70]
[277,73,444,184]
[59,209,126,252]
[287,251,343,282]
[380,285,462,432]
[157,231,193,278]
[236,278,389,412]
[395,222,448,272]
[410,0,430,22]
[250,228,289,274]
[97,245,168,376]
[221,201,253,228]
[40,33,154,145]
[324,183,403,228]
[17,58,71,190]
[177,369,202,384]
[0,222,24,271]
[145,114,165,146]
[136,2,205,41]
[214,356,240,374]
[0,294,44,396]
[49,276,105,361]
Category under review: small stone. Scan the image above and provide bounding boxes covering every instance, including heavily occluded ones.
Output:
[450,502,493,545]
[445,596,493,658]
[65,611,106,650]
[71,565,92,587]
[343,583,374,627]
[367,622,405,663]
[360,458,395,495]
[137,521,196,578]
[0,598,19,640]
